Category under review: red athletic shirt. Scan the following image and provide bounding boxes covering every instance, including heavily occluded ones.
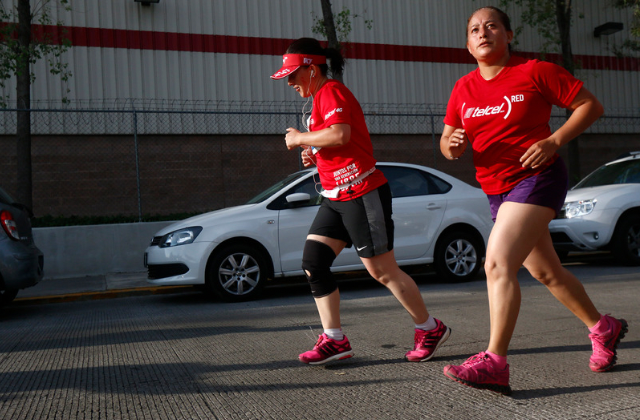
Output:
[444,55,583,194]
[309,79,387,201]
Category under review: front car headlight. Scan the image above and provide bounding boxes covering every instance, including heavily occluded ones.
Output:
[159,226,203,248]
[563,199,597,219]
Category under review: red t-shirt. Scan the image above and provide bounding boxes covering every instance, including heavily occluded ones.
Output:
[444,55,583,194]
[309,79,387,201]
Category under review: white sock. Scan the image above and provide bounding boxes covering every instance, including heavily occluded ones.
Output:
[324,328,344,341]
[415,316,437,331]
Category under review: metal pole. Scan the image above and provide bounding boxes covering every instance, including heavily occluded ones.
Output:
[133,109,142,222]
[431,114,437,169]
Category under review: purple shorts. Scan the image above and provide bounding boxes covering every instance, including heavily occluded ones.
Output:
[487,157,568,221]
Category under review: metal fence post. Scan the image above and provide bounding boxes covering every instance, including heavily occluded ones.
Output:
[132,108,142,222]
[431,114,437,169]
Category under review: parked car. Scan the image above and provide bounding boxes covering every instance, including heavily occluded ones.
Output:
[145,162,494,302]
[550,152,640,265]
[0,187,44,307]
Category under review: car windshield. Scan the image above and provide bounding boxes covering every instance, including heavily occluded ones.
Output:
[246,170,312,204]
[573,158,640,189]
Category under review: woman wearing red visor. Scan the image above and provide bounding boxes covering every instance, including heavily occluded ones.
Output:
[271,37,450,365]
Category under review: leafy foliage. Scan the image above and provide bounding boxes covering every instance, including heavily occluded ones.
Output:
[311,6,373,44]
[612,0,640,52]
[0,0,73,107]
[498,0,584,59]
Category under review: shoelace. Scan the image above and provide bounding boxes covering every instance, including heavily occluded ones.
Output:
[461,353,489,367]
[313,335,326,349]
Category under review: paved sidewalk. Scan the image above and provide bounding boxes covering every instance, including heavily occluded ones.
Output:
[14,272,193,305]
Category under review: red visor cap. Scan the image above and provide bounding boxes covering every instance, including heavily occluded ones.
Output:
[270,54,327,80]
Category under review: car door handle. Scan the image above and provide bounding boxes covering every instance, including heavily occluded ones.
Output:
[426,203,442,210]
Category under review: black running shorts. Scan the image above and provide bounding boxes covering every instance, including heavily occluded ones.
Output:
[308,183,394,258]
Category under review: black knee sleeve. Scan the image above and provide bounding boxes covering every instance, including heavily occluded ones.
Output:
[301,240,338,298]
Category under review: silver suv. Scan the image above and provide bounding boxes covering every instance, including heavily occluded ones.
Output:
[550,152,640,265]
[0,187,44,307]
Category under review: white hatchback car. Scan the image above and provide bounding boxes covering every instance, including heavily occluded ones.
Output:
[145,162,493,302]
[549,152,640,265]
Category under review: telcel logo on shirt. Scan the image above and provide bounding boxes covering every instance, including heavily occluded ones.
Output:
[325,108,343,120]
[463,95,519,121]
[465,103,505,118]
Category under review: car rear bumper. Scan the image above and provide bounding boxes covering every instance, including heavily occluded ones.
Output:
[0,243,44,290]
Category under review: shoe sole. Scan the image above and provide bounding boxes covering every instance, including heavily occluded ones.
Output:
[591,318,628,373]
[301,350,354,365]
[444,370,512,396]
[406,327,452,362]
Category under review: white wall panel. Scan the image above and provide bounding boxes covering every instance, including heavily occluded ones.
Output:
[0,0,637,134]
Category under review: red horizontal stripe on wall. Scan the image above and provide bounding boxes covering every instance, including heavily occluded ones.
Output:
[27,23,640,72]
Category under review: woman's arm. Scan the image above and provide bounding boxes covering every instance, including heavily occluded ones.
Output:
[520,87,604,169]
[440,124,468,160]
[285,123,351,150]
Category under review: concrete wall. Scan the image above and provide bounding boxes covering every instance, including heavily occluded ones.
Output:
[27,131,639,280]
[33,222,173,279]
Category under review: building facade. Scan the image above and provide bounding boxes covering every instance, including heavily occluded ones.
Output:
[0,1,638,218]
[1,0,638,128]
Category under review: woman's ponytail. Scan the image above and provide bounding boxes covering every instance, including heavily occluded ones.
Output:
[324,47,345,78]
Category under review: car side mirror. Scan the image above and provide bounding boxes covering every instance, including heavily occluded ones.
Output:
[285,193,311,204]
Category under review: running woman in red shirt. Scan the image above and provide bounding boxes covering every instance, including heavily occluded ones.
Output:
[440,7,627,395]
[271,37,450,365]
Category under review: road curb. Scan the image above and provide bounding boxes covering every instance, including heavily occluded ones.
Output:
[13,286,195,305]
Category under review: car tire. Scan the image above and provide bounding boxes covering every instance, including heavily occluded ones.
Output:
[434,229,483,282]
[0,289,19,308]
[205,243,270,302]
[611,213,640,266]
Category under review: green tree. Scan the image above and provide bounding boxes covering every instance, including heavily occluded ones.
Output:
[612,0,640,52]
[499,0,638,183]
[0,0,72,209]
[311,0,372,82]
[498,0,583,183]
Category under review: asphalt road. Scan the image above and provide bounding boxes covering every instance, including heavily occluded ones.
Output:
[0,257,638,419]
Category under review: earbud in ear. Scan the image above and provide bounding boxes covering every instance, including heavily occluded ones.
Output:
[311,70,315,77]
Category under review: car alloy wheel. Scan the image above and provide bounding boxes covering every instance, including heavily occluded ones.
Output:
[206,243,270,302]
[434,229,483,282]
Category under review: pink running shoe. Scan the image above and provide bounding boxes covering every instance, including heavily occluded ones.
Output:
[299,333,354,365]
[589,315,628,372]
[405,318,451,362]
[443,352,512,395]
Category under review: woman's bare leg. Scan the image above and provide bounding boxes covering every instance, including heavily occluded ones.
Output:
[360,250,429,324]
[484,202,557,356]
[522,230,600,328]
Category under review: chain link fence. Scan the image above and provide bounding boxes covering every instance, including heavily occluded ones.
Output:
[0,100,638,223]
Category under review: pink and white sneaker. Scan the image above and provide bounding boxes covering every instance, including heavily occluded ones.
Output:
[444,352,512,395]
[405,318,451,362]
[299,333,354,365]
[589,315,628,372]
